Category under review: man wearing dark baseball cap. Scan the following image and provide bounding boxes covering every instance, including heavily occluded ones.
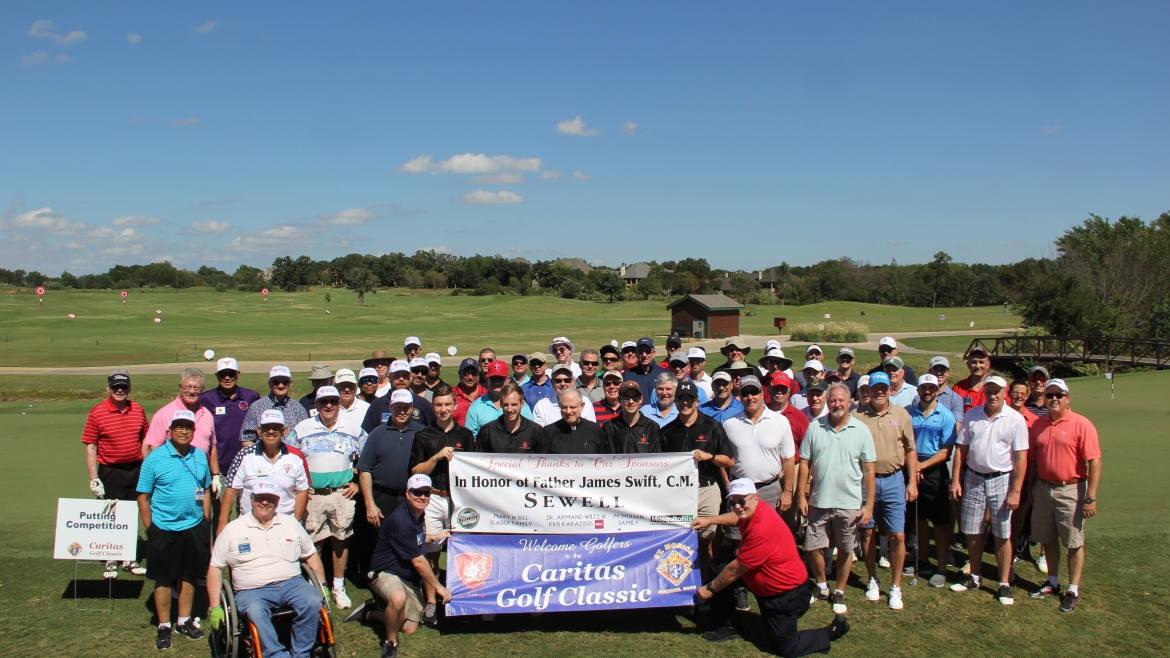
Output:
[601,381,663,453]
[509,353,530,386]
[952,346,992,412]
[622,337,663,397]
[452,358,486,427]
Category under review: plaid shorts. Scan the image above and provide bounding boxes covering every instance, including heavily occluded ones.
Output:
[960,468,1012,538]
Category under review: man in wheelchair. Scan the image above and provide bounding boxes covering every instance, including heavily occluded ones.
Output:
[207,479,326,658]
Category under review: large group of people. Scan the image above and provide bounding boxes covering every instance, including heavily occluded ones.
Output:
[80,333,1103,657]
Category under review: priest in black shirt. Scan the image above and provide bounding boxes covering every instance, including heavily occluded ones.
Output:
[477,383,543,454]
[601,381,663,454]
[539,388,605,454]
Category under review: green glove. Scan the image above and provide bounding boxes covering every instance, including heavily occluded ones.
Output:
[208,606,225,629]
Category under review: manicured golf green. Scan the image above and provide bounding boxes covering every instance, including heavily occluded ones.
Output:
[898,336,988,354]
[1,370,1164,657]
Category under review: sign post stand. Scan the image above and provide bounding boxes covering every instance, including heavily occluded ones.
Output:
[73,560,114,614]
[120,290,128,305]
[36,286,45,306]
[261,287,269,304]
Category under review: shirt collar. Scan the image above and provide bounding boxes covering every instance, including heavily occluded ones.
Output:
[243,512,283,529]
[104,398,133,414]
[252,442,290,456]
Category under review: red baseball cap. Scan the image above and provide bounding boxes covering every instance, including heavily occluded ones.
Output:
[768,372,794,390]
[484,360,509,378]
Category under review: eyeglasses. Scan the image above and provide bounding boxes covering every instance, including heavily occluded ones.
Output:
[217,371,239,379]
[259,426,284,435]
[712,380,728,387]
[408,488,432,498]
[581,361,599,368]
[729,497,751,508]
[621,394,642,402]
[553,378,573,384]
[479,357,495,363]
[837,356,854,363]
[604,380,622,387]
[739,389,761,397]
[677,396,697,404]
[1044,392,1068,400]
[253,497,277,506]
[110,385,130,393]
[878,347,894,354]
[271,379,291,387]
[670,363,688,369]
[317,399,339,407]
[620,348,637,354]
[411,369,429,375]
[180,385,204,393]
[603,356,620,363]
[170,425,195,433]
[359,378,378,385]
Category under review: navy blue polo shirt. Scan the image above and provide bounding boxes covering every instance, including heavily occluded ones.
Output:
[360,392,435,434]
[358,420,425,491]
[370,502,425,585]
[199,386,260,473]
[521,377,555,408]
[621,365,661,402]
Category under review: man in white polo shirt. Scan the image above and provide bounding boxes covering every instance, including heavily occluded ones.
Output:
[723,375,796,510]
[949,375,1029,606]
[206,479,325,658]
[219,409,310,534]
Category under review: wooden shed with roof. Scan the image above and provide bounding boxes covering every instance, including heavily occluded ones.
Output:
[666,294,744,340]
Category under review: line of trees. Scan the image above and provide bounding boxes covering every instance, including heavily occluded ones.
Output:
[1,262,266,292]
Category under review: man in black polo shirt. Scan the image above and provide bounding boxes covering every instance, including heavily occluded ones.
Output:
[622,337,664,396]
[477,384,543,454]
[539,388,605,454]
[408,385,474,625]
[356,390,424,579]
[662,381,734,576]
[601,381,663,454]
[361,360,436,433]
[351,474,451,658]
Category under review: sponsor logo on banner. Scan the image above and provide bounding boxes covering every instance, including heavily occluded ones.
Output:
[655,542,696,588]
[68,542,83,557]
[455,553,493,589]
[457,508,481,530]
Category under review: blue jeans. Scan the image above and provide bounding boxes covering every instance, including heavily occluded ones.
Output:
[235,576,323,658]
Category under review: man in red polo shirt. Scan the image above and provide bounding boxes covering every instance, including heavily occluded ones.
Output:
[81,370,150,579]
[452,358,485,427]
[1027,379,1102,614]
[693,479,849,656]
[951,346,991,412]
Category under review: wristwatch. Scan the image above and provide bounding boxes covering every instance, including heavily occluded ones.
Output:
[1084,496,1096,504]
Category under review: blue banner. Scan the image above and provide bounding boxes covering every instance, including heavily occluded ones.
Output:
[445,529,701,616]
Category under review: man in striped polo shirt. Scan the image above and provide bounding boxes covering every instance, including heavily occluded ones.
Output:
[81,370,150,579]
[285,387,367,610]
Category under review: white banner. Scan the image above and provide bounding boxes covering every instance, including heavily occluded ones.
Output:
[54,499,139,561]
[450,453,699,534]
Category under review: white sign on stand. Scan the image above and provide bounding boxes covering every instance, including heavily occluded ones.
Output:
[54,498,139,562]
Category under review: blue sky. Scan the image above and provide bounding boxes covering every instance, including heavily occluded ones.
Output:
[2,2,1168,275]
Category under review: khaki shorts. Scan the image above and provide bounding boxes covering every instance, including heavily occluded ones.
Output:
[804,506,860,554]
[696,484,721,539]
[424,494,451,553]
[370,572,425,623]
[1031,480,1086,549]
[304,490,357,543]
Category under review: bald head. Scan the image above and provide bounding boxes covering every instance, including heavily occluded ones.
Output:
[558,387,585,424]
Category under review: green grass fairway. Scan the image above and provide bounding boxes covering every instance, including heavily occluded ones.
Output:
[1,371,1165,657]
[898,336,987,354]
[0,289,1020,368]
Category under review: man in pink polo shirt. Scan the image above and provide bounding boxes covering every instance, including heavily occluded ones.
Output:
[1027,378,1102,614]
[144,367,223,493]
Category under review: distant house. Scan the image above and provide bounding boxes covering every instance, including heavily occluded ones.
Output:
[718,269,778,293]
[558,258,594,275]
[260,267,273,282]
[666,294,744,340]
[620,262,651,288]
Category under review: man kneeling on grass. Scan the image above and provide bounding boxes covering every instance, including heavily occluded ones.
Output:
[692,479,850,657]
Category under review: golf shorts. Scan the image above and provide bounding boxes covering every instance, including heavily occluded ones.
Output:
[1030,480,1086,549]
[960,469,1012,539]
[304,490,357,543]
[860,471,906,534]
[146,519,210,582]
[907,462,952,527]
[98,462,143,501]
[804,506,860,554]
[424,494,451,553]
[370,572,424,623]
[695,483,721,539]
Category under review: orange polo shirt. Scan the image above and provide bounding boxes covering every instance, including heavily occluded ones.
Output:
[1028,410,1101,481]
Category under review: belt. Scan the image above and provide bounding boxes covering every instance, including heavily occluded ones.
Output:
[969,469,1009,479]
[1041,478,1082,487]
[875,470,901,478]
[313,487,342,495]
[373,484,405,496]
[100,462,142,470]
[753,474,780,488]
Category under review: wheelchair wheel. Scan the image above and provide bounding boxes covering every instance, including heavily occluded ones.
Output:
[209,577,241,657]
[301,565,338,658]
[302,563,332,616]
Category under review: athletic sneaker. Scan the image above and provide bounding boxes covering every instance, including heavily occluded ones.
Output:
[902,563,916,576]
[878,556,891,569]
[422,602,438,626]
[997,584,1014,606]
[1037,554,1048,574]
[381,640,398,658]
[830,590,848,614]
[734,586,751,611]
[332,587,352,610]
[176,618,204,640]
[888,587,903,610]
[1059,591,1078,613]
[865,577,881,602]
[916,562,933,577]
[104,562,119,579]
[1031,582,1061,599]
[950,575,980,593]
[810,587,830,604]
[156,625,172,651]
[701,626,741,643]
[123,561,146,576]
[929,573,947,588]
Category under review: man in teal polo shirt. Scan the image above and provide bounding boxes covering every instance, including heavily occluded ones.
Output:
[136,409,213,651]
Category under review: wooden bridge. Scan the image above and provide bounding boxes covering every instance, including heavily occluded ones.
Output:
[965,336,1170,370]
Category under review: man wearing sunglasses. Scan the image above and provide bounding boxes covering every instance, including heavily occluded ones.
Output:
[509,353,531,386]
[700,371,744,423]
[532,364,597,426]
[1025,366,1052,418]
[592,370,625,427]
[620,341,640,372]
[601,381,663,454]
[1027,379,1102,614]
[866,337,918,387]
[200,357,261,485]
[240,365,310,448]
[521,352,556,408]
[357,367,382,405]
[575,349,604,402]
[599,344,623,375]
[82,370,150,580]
[407,358,433,402]
[453,358,487,427]
[724,375,796,514]
[692,479,849,653]
[477,348,497,387]
[834,348,861,399]
[423,353,447,397]
[622,337,665,398]
[360,360,436,434]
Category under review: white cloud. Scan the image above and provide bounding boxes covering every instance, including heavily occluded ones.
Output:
[169,117,201,126]
[461,190,525,205]
[572,171,590,181]
[189,220,234,234]
[557,116,601,136]
[225,224,318,253]
[192,21,219,35]
[20,51,69,66]
[316,208,376,226]
[418,245,454,254]
[1,207,85,235]
[127,33,142,44]
[541,169,562,180]
[399,153,543,175]
[57,30,86,44]
[111,215,163,226]
[472,173,525,184]
[1041,125,1062,134]
[620,122,639,135]
[27,20,86,45]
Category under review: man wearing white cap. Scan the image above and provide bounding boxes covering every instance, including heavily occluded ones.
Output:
[359,390,424,529]
[620,340,640,372]
[549,336,583,378]
[868,337,918,387]
[357,367,381,405]
[201,357,261,481]
[949,375,1029,606]
[240,366,310,447]
[360,360,436,434]
[687,347,714,398]
[834,348,861,398]
[790,361,825,411]
[407,358,433,402]
[206,479,325,658]
[333,368,368,435]
[136,409,213,650]
[692,479,848,653]
[423,353,447,398]
[794,345,833,389]
[286,387,368,609]
[219,409,310,534]
[532,364,597,426]
[403,336,422,361]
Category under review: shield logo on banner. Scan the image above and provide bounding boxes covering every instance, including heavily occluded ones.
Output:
[656,550,693,587]
[455,553,493,590]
